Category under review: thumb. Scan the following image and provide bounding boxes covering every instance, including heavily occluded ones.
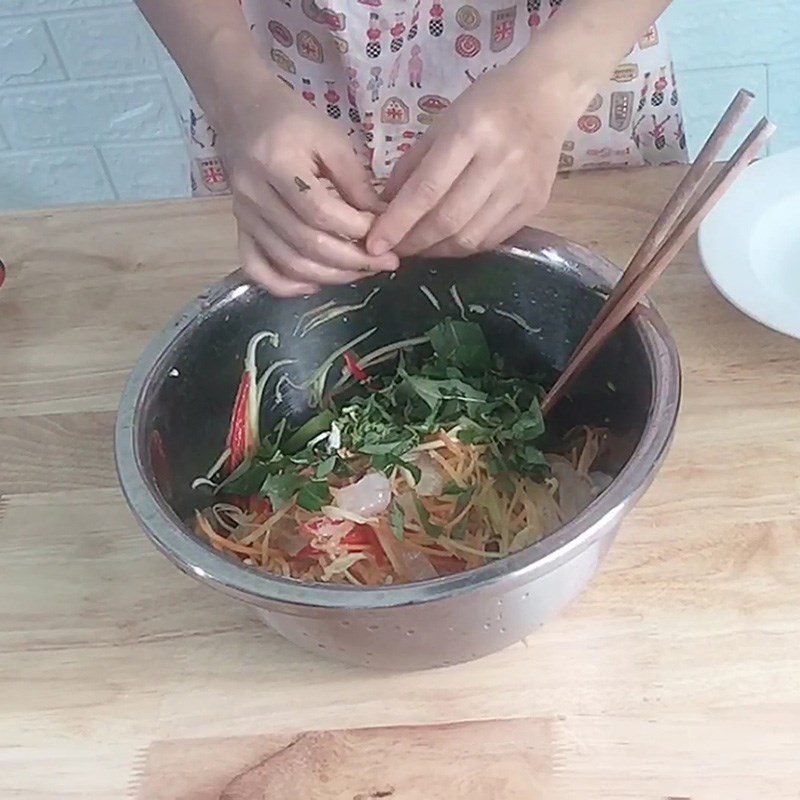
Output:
[318,141,383,214]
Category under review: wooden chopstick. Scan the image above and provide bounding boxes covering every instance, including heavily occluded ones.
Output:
[541,116,776,416]
[572,89,754,358]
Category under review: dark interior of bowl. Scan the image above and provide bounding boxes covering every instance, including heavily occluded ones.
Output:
[138,252,652,521]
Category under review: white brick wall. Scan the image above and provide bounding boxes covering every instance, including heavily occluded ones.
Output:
[663,0,800,159]
[0,0,797,210]
[0,0,189,209]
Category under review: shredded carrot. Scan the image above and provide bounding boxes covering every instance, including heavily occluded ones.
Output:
[196,512,261,557]
[436,430,462,455]
[428,449,462,482]
[404,539,455,558]
[194,427,605,585]
[239,503,292,546]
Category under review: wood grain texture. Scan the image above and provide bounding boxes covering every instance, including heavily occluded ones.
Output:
[133,719,553,800]
[1,168,799,799]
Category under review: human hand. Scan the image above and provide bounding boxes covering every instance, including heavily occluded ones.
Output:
[218,80,399,296]
[367,63,583,259]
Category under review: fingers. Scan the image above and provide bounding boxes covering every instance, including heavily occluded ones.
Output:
[394,159,500,256]
[460,195,525,252]
[417,168,553,258]
[367,135,474,256]
[318,140,384,213]
[268,165,374,241]
[475,173,553,251]
[238,229,319,298]
[236,202,372,286]
[381,136,432,202]
[419,194,526,258]
[235,182,399,274]
[479,207,532,251]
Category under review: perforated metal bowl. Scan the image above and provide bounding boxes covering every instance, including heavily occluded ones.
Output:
[116,228,680,670]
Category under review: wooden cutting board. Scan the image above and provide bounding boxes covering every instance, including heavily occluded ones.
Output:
[133,718,553,800]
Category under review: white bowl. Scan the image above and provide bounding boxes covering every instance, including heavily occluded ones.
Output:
[699,147,800,339]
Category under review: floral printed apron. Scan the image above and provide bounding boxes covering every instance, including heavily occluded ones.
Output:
[189,0,687,197]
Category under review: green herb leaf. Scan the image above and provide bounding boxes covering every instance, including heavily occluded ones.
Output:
[454,486,474,514]
[212,318,553,524]
[520,445,548,468]
[359,440,412,456]
[368,453,422,485]
[397,458,422,485]
[508,400,545,442]
[270,417,288,449]
[333,457,354,477]
[315,455,337,479]
[296,479,332,512]
[495,474,515,494]
[282,410,334,455]
[456,424,492,445]
[402,374,443,410]
[368,452,393,474]
[451,518,469,540]
[260,474,304,509]
[428,320,491,373]
[217,459,269,496]
[450,485,474,539]
[450,486,475,539]
[403,373,487,411]
[413,495,443,539]
[389,499,405,540]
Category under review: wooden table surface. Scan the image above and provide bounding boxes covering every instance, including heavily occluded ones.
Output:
[2,166,799,799]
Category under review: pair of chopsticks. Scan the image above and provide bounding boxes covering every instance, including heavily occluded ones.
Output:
[541,89,775,415]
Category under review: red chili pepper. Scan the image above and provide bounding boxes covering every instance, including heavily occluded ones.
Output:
[342,524,387,568]
[296,524,385,565]
[343,350,369,383]
[427,554,466,575]
[341,523,378,546]
[148,430,170,498]
[300,518,348,539]
[225,496,247,511]
[226,372,250,473]
[248,496,272,516]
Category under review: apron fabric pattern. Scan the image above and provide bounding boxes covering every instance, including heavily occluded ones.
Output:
[188,0,687,196]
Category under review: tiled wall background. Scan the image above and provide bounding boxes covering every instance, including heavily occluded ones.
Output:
[0,0,797,210]
[0,0,190,209]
